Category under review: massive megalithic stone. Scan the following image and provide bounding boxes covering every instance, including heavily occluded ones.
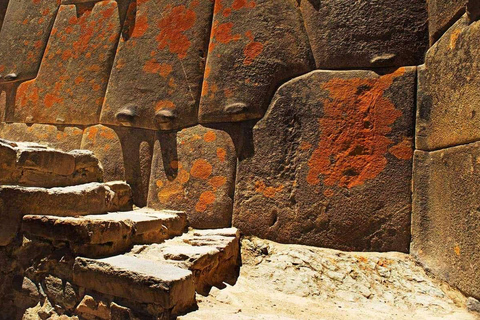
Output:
[417,14,480,151]
[412,142,480,300]
[234,67,416,252]
[198,0,314,123]
[0,0,59,83]
[148,125,236,229]
[299,0,428,69]
[100,0,214,131]
[80,125,155,207]
[13,1,123,125]
[427,0,468,44]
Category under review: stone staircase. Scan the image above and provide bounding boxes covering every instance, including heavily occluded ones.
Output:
[0,138,240,319]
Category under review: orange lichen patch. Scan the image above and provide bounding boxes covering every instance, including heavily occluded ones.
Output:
[216,147,226,162]
[44,93,63,108]
[131,13,148,38]
[454,245,461,256]
[209,176,227,189]
[243,41,263,65]
[170,160,181,169]
[232,0,255,10]
[157,183,184,203]
[98,127,116,140]
[307,69,405,188]
[190,159,213,180]
[212,22,241,44]
[143,58,173,78]
[389,138,413,160]
[156,180,164,188]
[86,126,99,141]
[155,100,175,111]
[157,5,195,59]
[449,28,461,50]
[195,191,216,212]
[255,180,284,198]
[177,169,190,184]
[300,141,312,151]
[203,130,216,142]
[323,188,335,197]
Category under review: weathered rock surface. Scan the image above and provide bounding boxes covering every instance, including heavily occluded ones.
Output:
[22,209,187,257]
[148,125,236,229]
[427,0,468,44]
[234,67,416,252]
[416,15,480,150]
[0,181,132,246]
[0,123,84,151]
[198,0,313,123]
[101,0,214,131]
[129,228,240,295]
[80,125,155,206]
[0,138,102,187]
[13,1,122,125]
[412,142,480,300]
[0,0,59,83]
[300,0,428,69]
[73,255,196,316]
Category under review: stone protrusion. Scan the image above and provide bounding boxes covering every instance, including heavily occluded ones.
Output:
[73,255,197,316]
[22,209,187,257]
[128,228,241,296]
[234,67,416,252]
[427,0,468,44]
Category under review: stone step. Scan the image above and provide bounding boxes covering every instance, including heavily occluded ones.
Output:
[128,228,241,295]
[22,209,188,257]
[0,181,132,246]
[72,255,197,318]
[0,138,103,187]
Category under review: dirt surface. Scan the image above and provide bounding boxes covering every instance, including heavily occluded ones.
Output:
[180,237,479,320]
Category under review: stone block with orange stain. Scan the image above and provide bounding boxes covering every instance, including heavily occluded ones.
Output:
[416,14,480,151]
[427,0,468,45]
[412,142,480,300]
[198,0,314,124]
[0,0,59,83]
[148,125,236,229]
[13,1,123,125]
[80,125,155,207]
[299,0,428,69]
[0,123,83,151]
[234,67,416,252]
[100,0,214,131]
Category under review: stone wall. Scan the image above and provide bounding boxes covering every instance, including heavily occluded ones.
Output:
[1,0,429,252]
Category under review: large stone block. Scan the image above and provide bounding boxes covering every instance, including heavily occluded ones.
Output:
[148,125,236,229]
[80,125,155,206]
[412,142,480,299]
[234,67,416,252]
[416,14,480,150]
[427,0,467,44]
[0,0,59,83]
[198,0,313,123]
[300,0,428,69]
[13,1,123,125]
[100,0,214,131]
[0,123,83,151]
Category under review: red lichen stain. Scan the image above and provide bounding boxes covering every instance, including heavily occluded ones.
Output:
[44,93,63,108]
[132,14,148,38]
[209,176,227,189]
[212,22,241,44]
[195,191,216,212]
[155,100,175,111]
[389,138,413,160]
[243,41,263,65]
[216,147,226,162]
[143,59,173,77]
[323,188,335,197]
[255,180,284,198]
[157,5,195,59]
[203,131,216,142]
[232,0,255,10]
[190,159,213,180]
[307,68,405,188]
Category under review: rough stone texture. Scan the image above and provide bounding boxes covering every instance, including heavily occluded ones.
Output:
[0,123,84,151]
[300,0,428,69]
[0,181,132,246]
[80,125,155,207]
[234,67,416,252]
[412,142,480,300]
[427,0,467,44]
[73,255,196,315]
[129,228,241,295]
[198,0,314,123]
[13,1,122,125]
[148,125,236,229]
[0,87,5,121]
[416,15,480,151]
[100,0,214,131]
[22,209,187,257]
[0,0,59,83]
[0,139,103,187]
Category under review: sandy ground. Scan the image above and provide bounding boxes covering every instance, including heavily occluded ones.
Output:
[180,237,479,320]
